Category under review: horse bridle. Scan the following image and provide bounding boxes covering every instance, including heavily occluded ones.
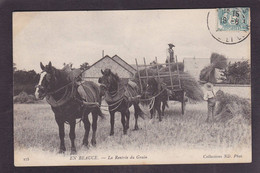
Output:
[35,71,73,97]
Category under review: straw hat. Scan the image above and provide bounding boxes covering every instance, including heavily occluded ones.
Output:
[204,82,214,91]
[168,43,175,47]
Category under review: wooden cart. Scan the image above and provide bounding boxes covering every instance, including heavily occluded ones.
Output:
[135,56,186,115]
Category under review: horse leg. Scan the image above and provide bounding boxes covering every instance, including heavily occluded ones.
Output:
[82,111,91,147]
[150,107,155,119]
[56,119,66,153]
[125,109,130,130]
[156,101,162,122]
[69,120,76,155]
[109,111,115,136]
[121,112,127,135]
[162,101,166,117]
[134,103,145,119]
[91,111,98,147]
[133,104,139,130]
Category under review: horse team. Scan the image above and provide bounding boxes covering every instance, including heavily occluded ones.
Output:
[35,62,168,154]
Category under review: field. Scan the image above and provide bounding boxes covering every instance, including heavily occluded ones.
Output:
[14,101,251,165]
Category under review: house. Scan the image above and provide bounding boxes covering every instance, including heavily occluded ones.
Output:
[183,57,210,81]
[183,57,247,82]
[82,55,137,83]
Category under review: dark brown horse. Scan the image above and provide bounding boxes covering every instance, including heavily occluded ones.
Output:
[143,78,169,121]
[35,62,103,154]
[98,69,144,135]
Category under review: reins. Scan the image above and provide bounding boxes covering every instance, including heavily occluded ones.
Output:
[138,88,166,111]
[47,82,73,95]
[139,87,166,102]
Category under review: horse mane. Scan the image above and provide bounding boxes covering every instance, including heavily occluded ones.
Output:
[110,72,120,82]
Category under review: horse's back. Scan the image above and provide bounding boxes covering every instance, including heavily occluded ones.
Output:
[125,82,140,98]
[77,81,101,103]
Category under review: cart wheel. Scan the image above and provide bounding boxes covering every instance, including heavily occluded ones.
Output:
[181,91,186,115]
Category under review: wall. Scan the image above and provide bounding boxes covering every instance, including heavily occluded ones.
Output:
[214,84,250,99]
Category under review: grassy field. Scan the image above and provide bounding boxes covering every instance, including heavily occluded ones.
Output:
[14,100,251,157]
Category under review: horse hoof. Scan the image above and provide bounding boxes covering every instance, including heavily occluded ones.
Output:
[70,150,77,155]
[134,126,139,130]
[84,145,90,149]
[159,119,162,122]
[123,131,127,135]
[91,140,96,147]
[110,132,114,136]
[83,142,89,148]
[58,149,66,154]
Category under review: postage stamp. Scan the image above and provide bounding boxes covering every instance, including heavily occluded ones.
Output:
[13,9,251,166]
[207,8,250,44]
[217,8,250,31]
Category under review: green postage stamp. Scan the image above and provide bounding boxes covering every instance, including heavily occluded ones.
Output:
[217,8,250,31]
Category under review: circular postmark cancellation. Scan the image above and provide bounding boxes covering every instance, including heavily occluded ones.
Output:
[207,8,250,45]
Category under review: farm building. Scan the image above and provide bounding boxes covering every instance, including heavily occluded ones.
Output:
[112,55,137,74]
[183,57,246,82]
[82,55,136,83]
[183,57,210,81]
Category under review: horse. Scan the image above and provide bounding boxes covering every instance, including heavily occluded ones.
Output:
[98,69,144,136]
[143,77,169,122]
[35,62,103,154]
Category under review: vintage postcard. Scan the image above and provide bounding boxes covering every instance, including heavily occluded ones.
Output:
[13,8,251,166]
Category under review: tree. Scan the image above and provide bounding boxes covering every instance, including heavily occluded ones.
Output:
[80,62,90,71]
[220,60,250,84]
[13,70,40,95]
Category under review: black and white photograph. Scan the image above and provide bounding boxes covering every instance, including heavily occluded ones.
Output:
[13,9,251,166]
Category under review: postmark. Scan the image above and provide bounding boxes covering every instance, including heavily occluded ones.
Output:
[207,8,250,44]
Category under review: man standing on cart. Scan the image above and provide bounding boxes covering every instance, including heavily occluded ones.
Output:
[166,43,175,64]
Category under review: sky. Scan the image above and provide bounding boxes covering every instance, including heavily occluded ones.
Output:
[13,9,250,73]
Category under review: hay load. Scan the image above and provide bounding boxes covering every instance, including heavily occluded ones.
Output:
[161,62,184,72]
[214,90,250,122]
[135,66,204,102]
[200,53,227,83]
[161,71,203,101]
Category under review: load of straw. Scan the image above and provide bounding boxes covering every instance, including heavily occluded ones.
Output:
[161,71,203,101]
[200,53,227,83]
[13,91,37,104]
[214,90,250,122]
[162,62,184,72]
[135,66,204,102]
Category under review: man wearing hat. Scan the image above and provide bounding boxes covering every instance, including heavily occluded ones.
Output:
[166,43,175,64]
[203,82,216,122]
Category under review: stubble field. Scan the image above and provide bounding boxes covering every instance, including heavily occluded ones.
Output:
[14,100,251,157]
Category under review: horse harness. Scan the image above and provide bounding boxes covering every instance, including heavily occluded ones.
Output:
[103,83,141,112]
[42,80,101,125]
